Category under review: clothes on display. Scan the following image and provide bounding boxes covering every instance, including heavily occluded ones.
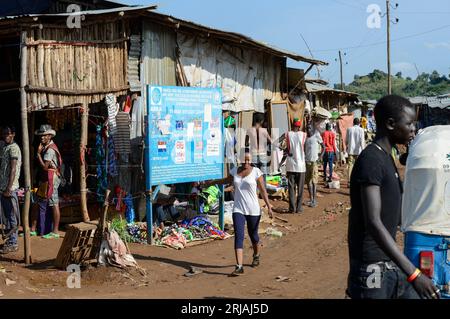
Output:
[130,97,144,140]
[123,194,135,224]
[95,125,108,202]
[116,214,231,249]
[107,135,118,177]
[114,112,131,154]
[106,94,119,136]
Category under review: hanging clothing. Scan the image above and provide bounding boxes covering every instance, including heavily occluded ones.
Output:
[130,97,143,140]
[108,135,118,177]
[106,94,119,136]
[114,112,131,154]
[96,125,107,202]
[224,128,236,167]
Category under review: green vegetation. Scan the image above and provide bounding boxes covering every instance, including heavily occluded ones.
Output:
[338,69,450,100]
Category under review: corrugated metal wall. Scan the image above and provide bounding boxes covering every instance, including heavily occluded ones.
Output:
[141,21,176,88]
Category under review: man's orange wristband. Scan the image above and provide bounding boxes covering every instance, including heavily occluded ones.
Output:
[407,269,422,283]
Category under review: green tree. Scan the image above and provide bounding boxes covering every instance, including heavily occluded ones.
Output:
[344,69,450,100]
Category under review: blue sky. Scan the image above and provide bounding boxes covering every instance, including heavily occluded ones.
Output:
[121,0,450,86]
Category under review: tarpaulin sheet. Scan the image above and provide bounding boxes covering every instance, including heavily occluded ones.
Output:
[337,114,354,153]
[178,33,282,113]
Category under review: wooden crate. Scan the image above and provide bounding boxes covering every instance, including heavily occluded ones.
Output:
[54,221,99,269]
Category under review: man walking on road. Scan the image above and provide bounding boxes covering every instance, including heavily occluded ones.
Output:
[347,95,439,299]
[321,123,337,183]
[346,118,365,187]
[304,125,323,208]
[285,118,307,214]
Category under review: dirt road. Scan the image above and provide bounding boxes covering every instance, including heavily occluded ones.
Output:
[0,169,352,299]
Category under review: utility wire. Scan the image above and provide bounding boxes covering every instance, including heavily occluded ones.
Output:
[311,24,450,52]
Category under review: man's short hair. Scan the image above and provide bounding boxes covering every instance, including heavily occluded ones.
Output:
[2,126,16,134]
[325,123,331,130]
[253,113,265,125]
[374,95,413,127]
[353,118,360,126]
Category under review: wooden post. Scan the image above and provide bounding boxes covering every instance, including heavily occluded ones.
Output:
[20,31,32,264]
[386,0,392,94]
[80,104,90,222]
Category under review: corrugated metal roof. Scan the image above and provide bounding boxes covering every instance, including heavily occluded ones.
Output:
[409,94,450,109]
[0,5,157,20]
[306,82,358,96]
[145,12,328,65]
[0,4,326,66]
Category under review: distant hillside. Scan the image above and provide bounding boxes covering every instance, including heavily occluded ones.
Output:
[337,69,450,100]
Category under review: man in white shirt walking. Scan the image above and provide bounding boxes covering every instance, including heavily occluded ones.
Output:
[286,118,307,214]
[346,118,366,187]
[304,125,324,208]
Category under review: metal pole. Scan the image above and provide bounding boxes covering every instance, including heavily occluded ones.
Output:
[387,0,392,94]
[20,31,32,264]
[219,107,225,230]
[145,85,153,244]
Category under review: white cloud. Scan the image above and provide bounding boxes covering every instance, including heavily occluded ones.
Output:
[392,62,415,73]
[424,42,450,50]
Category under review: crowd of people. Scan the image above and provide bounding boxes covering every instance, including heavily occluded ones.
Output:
[0,95,442,299]
[211,94,441,299]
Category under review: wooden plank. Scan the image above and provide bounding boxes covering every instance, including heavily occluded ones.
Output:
[25,85,130,95]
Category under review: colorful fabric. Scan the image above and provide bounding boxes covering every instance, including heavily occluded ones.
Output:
[107,135,118,177]
[95,125,107,202]
[123,194,135,223]
[224,115,236,128]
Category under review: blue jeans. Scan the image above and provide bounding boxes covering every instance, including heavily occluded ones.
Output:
[38,199,54,236]
[323,152,334,181]
[347,260,420,299]
[0,192,20,246]
[232,213,261,249]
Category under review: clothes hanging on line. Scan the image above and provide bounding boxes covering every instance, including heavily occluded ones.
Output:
[114,112,131,154]
[130,97,144,140]
[106,94,119,136]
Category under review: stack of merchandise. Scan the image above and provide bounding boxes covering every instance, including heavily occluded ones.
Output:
[155,216,230,250]
[126,223,148,244]
[198,186,221,215]
[265,175,287,192]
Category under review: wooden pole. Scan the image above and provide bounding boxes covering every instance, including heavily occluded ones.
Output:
[20,31,32,264]
[386,0,392,94]
[80,104,90,222]
[101,189,111,233]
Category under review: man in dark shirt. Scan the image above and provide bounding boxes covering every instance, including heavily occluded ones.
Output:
[347,95,439,299]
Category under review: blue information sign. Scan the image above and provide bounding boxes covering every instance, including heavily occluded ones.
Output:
[146,86,224,186]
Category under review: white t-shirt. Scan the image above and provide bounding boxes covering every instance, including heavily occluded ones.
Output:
[305,132,323,162]
[286,131,307,173]
[346,125,366,155]
[231,167,263,216]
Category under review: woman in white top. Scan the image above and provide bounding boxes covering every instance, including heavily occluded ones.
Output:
[204,152,273,276]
